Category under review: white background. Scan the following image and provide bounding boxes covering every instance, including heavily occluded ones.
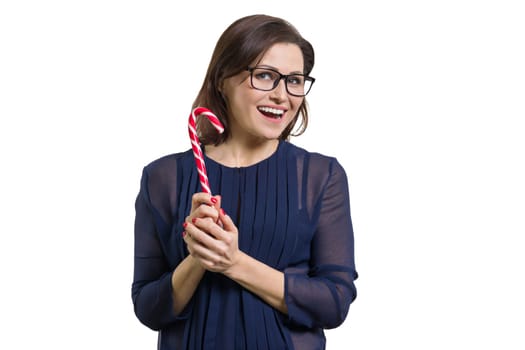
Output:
[1,1,524,349]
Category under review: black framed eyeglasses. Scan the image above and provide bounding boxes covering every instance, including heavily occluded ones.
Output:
[246,67,315,97]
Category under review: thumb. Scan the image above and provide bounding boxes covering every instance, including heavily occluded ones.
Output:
[219,208,237,233]
[212,195,222,212]
[211,195,222,226]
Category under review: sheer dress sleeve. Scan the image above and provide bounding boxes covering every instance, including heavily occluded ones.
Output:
[131,155,188,331]
[284,156,358,329]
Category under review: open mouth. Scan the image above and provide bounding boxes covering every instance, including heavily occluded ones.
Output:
[258,106,285,119]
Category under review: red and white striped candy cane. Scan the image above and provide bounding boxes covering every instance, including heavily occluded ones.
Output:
[188,107,225,194]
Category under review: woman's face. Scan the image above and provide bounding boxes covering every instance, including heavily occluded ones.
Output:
[221,43,305,144]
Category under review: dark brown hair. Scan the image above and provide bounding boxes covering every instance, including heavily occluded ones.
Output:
[192,14,315,145]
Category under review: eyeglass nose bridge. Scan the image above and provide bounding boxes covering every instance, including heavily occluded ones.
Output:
[271,74,289,92]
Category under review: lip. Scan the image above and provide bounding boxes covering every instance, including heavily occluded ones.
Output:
[257,105,288,122]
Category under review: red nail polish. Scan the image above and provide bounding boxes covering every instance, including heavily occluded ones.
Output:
[210,197,217,204]
[192,218,197,224]
[182,231,186,237]
[220,208,226,216]
[182,222,188,228]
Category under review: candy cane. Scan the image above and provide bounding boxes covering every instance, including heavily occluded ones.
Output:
[188,107,225,194]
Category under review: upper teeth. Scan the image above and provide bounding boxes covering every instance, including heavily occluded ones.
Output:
[258,107,284,115]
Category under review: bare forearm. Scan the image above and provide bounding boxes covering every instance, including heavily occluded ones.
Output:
[224,252,288,314]
[171,255,205,315]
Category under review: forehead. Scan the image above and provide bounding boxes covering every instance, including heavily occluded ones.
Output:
[256,43,304,73]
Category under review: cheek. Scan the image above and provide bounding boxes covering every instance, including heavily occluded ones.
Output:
[290,98,304,113]
[235,92,269,115]
[227,83,259,106]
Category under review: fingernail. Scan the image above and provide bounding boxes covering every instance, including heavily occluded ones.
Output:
[182,222,188,228]
[192,218,197,224]
[182,231,186,237]
[220,208,226,216]
[210,197,218,204]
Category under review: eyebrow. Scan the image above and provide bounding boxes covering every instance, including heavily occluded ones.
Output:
[255,64,304,75]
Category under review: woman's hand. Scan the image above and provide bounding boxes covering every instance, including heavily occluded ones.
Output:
[183,197,287,313]
[187,192,222,224]
[183,207,241,274]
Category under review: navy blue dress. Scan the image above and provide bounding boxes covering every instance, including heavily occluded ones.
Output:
[132,141,358,350]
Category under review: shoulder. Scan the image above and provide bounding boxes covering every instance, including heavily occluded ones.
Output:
[284,142,350,202]
[284,141,345,174]
[142,149,193,181]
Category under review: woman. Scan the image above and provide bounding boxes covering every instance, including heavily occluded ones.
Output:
[132,14,358,350]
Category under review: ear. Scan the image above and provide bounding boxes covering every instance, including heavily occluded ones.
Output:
[217,82,227,102]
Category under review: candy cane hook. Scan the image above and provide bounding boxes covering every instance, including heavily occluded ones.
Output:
[188,107,224,194]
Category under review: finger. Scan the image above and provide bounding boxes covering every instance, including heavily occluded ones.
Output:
[219,208,237,234]
[186,218,222,248]
[193,210,235,246]
[194,204,220,221]
[211,195,221,211]
[185,229,223,266]
[185,206,220,227]
[210,195,223,226]
[184,228,209,259]
[190,192,217,213]
[190,216,227,243]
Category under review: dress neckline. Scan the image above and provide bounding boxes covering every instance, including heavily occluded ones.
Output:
[204,140,284,170]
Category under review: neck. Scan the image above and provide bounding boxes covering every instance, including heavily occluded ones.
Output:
[205,139,280,168]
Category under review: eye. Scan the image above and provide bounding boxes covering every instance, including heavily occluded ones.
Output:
[287,75,304,86]
[254,69,278,81]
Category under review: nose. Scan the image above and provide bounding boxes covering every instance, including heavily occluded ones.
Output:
[270,78,287,101]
